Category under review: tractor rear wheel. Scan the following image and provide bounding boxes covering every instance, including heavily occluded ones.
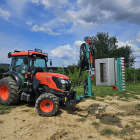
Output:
[0,77,21,105]
[35,93,59,117]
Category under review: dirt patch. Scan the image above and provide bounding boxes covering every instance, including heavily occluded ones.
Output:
[1,99,140,140]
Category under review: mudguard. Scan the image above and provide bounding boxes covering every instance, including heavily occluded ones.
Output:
[3,71,22,90]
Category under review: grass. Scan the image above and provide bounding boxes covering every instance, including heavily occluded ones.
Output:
[76,117,86,123]
[14,118,18,119]
[92,122,100,130]
[0,120,4,124]
[98,99,104,101]
[101,128,114,135]
[22,109,30,112]
[0,105,16,115]
[129,121,137,125]
[118,112,125,117]
[87,135,93,138]
[125,124,130,128]
[67,124,72,127]
[135,104,140,109]
[76,81,140,100]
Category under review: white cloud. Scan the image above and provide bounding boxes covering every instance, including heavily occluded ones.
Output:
[117,40,140,51]
[64,60,69,65]
[74,40,84,48]
[31,25,62,36]
[50,40,85,60]
[58,18,68,23]
[0,8,10,20]
[50,44,74,59]
[31,0,68,9]
[26,21,32,25]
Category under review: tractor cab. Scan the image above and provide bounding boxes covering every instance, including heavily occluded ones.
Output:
[7,49,49,91]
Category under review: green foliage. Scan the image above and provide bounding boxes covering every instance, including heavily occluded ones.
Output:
[57,66,63,74]
[0,105,16,115]
[125,67,140,82]
[101,128,114,135]
[66,66,87,88]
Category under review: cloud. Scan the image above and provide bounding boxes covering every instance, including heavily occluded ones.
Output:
[31,25,62,35]
[58,18,68,23]
[0,8,10,20]
[117,40,140,51]
[64,60,69,65]
[74,40,84,48]
[54,0,140,30]
[50,40,84,60]
[26,21,32,25]
[31,0,68,9]
[50,44,74,59]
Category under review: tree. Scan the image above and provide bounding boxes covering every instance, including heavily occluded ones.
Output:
[115,45,136,68]
[92,32,118,59]
[91,32,135,68]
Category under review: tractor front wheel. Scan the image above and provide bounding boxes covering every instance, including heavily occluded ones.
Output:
[35,93,59,117]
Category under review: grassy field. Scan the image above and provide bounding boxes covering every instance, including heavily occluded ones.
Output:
[76,81,140,101]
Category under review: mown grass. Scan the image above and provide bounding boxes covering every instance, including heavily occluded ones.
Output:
[76,81,140,101]
[0,105,16,115]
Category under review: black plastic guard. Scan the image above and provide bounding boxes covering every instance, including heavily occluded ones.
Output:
[63,90,78,107]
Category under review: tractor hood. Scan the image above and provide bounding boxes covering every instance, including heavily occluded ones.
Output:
[42,72,69,79]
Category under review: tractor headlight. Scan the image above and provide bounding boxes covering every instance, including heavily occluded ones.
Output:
[60,79,66,84]
[60,79,71,84]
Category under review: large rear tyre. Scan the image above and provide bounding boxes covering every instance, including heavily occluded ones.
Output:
[35,93,59,117]
[0,77,21,105]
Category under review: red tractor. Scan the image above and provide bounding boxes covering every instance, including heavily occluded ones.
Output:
[0,48,78,117]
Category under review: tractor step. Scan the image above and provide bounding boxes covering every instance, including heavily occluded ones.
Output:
[21,92,31,101]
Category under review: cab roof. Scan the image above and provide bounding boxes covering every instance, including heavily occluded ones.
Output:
[11,51,46,56]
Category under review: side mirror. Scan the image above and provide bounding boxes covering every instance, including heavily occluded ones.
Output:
[8,52,12,58]
[50,61,52,66]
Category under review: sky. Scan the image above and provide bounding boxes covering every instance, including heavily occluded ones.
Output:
[0,0,140,68]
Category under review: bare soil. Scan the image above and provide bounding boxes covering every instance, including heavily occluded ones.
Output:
[1,96,140,140]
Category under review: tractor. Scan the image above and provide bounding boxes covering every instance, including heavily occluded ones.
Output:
[0,48,78,117]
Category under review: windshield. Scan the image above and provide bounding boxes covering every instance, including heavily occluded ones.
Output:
[30,57,47,72]
[9,56,47,73]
